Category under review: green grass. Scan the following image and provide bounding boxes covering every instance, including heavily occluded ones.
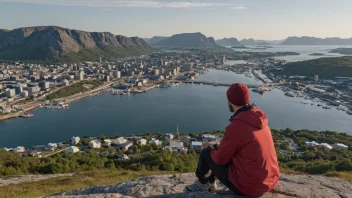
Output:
[46,80,103,100]
[0,170,175,198]
[280,56,352,79]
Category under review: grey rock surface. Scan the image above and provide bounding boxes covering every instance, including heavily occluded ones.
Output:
[0,173,74,187]
[50,173,352,198]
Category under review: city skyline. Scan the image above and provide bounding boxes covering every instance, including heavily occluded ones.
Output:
[0,0,352,40]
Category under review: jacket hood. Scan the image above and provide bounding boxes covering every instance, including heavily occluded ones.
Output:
[232,107,269,129]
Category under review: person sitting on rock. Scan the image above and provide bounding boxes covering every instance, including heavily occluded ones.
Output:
[186,83,280,197]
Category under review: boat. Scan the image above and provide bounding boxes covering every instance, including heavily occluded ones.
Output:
[347,111,352,115]
[20,113,34,118]
[317,104,322,107]
[322,106,331,109]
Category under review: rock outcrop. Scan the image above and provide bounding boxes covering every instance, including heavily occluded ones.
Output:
[0,173,74,187]
[50,173,352,198]
[0,26,154,62]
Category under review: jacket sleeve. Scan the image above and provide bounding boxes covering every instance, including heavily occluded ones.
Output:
[210,122,241,165]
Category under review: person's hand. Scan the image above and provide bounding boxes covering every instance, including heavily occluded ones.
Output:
[201,142,213,150]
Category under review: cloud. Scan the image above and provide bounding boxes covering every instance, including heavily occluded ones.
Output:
[0,0,231,8]
[232,5,247,10]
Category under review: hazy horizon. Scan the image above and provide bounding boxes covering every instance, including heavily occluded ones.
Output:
[0,0,351,40]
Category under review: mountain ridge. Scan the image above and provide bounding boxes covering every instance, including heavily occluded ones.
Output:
[152,32,223,48]
[0,26,155,62]
[216,37,243,46]
[281,36,352,45]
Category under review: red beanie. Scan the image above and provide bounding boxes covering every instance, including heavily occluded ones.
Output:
[227,83,250,106]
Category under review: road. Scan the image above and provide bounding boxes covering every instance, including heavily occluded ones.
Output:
[41,148,67,158]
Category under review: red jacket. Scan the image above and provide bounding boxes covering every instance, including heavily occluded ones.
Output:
[210,107,280,196]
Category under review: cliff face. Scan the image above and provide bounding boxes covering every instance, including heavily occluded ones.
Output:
[52,173,352,198]
[0,26,154,62]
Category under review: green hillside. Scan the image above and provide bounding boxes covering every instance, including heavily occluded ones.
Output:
[281,56,352,79]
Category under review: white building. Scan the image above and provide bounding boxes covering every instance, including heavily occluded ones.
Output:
[6,89,15,98]
[314,74,319,82]
[28,86,40,95]
[47,143,58,151]
[333,143,348,150]
[113,70,121,79]
[66,146,79,154]
[21,90,29,98]
[89,139,101,148]
[112,137,127,145]
[202,134,216,140]
[305,141,319,148]
[14,146,25,153]
[119,154,130,160]
[149,138,162,146]
[319,143,333,150]
[170,140,183,150]
[104,139,112,147]
[138,139,147,146]
[124,142,133,151]
[165,133,174,140]
[71,136,80,145]
[191,141,203,150]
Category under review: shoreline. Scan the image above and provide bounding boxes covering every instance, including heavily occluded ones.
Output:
[0,81,115,121]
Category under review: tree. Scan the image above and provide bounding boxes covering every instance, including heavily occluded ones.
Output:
[335,159,352,171]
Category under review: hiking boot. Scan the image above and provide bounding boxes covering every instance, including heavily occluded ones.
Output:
[209,181,218,192]
[186,181,209,192]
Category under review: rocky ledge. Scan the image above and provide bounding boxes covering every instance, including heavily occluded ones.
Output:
[49,173,352,198]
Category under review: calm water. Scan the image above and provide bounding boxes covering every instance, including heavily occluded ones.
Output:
[1,69,352,148]
[232,45,352,62]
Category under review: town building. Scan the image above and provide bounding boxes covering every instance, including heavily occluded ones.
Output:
[138,139,147,146]
[149,138,162,146]
[165,133,174,140]
[319,143,333,150]
[66,146,79,154]
[71,136,80,145]
[119,154,130,160]
[305,141,319,148]
[190,141,202,150]
[14,146,25,153]
[47,143,58,151]
[89,139,102,148]
[333,143,348,150]
[6,89,15,98]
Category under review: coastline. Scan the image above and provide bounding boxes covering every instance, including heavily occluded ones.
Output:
[0,81,115,121]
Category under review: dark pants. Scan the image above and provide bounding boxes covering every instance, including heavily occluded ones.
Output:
[195,149,244,196]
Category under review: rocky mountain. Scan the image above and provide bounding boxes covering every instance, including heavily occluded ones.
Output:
[143,36,168,45]
[216,38,243,47]
[281,36,352,45]
[153,32,222,48]
[0,26,155,62]
[52,173,352,198]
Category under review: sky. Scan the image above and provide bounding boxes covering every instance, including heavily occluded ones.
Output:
[0,0,351,40]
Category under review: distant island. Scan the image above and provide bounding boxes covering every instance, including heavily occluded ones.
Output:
[231,46,248,49]
[279,56,352,78]
[0,26,155,62]
[309,53,325,56]
[330,48,352,55]
[281,36,352,45]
